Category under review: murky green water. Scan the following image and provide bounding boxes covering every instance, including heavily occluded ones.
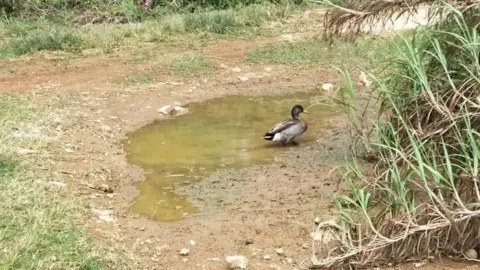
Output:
[123,91,339,221]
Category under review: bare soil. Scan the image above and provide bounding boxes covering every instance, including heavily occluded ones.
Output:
[1,8,478,270]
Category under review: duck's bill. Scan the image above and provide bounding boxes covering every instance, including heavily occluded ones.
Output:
[303,110,309,114]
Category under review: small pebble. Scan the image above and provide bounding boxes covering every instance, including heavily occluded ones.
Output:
[275,248,284,256]
[190,240,196,246]
[263,255,271,260]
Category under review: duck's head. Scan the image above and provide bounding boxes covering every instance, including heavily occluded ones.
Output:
[291,104,308,119]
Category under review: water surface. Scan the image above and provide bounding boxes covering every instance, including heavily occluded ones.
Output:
[124,91,338,221]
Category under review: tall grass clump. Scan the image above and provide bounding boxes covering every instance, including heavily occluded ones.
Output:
[163,3,285,34]
[304,1,480,268]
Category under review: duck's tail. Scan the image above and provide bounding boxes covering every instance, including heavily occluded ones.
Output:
[262,132,274,141]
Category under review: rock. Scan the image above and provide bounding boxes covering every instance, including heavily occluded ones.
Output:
[226,256,248,269]
[465,248,478,259]
[413,261,427,268]
[269,264,280,270]
[101,124,112,132]
[98,215,114,223]
[314,217,321,225]
[16,148,38,155]
[275,248,284,256]
[263,255,271,260]
[238,76,249,82]
[49,181,66,188]
[190,240,196,246]
[158,104,189,116]
[321,82,333,92]
[139,226,146,231]
[280,33,299,42]
[95,184,113,193]
[360,71,373,87]
[180,248,189,256]
[206,257,220,262]
[245,238,254,245]
[231,67,242,72]
[302,244,309,249]
[311,230,335,244]
[93,209,115,223]
[286,258,293,264]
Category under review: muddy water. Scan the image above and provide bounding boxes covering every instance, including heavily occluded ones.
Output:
[123,91,339,221]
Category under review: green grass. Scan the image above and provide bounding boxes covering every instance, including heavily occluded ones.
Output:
[0,95,102,269]
[246,37,401,69]
[168,52,215,76]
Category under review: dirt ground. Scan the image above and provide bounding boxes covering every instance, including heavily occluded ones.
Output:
[1,8,479,270]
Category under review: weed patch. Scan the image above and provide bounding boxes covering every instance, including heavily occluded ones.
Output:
[168,52,215,76]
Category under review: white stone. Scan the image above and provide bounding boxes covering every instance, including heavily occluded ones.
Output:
[263,255,271,260]
[49,181,66,187]
[226,256,248,269]
[190,240,196,246]
[360,71,373,87]
[16,148,38,155]
[311,230,335,244]
[180,248,189,256]
[275,248,284,255]
[321,82,333,92]
[158,104,188,116]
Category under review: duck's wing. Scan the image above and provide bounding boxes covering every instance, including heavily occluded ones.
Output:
[266,119,299,135]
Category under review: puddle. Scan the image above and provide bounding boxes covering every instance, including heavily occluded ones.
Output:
[123,90,339,221]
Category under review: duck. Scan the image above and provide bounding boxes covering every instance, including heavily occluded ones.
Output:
[262,104,308,145]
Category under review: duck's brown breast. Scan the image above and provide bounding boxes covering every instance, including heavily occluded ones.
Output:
[301,119,308,132]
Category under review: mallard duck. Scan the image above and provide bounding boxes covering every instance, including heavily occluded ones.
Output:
[262,104,308,145]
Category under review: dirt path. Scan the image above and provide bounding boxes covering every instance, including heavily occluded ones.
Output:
[1,7,476,270]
